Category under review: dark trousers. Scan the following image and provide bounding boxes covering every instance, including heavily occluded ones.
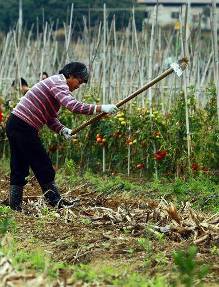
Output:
[6,114,55,186]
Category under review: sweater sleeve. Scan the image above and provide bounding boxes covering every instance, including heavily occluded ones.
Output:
[50,82,95,115]
[46,117,64,134]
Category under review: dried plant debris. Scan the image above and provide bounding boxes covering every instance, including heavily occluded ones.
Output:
[10,183,217,247]
[0,174,218,248]
[0,175,218,286]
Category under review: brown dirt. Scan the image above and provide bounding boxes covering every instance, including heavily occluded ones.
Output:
[0,172,218,286]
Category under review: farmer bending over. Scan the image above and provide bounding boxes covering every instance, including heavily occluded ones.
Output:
[6,62,118,211]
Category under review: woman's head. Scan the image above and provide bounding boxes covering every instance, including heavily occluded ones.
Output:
[59,62,89,92]
[59,62,89,83]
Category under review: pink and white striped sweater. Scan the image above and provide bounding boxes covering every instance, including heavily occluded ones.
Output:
[12,74,95,133]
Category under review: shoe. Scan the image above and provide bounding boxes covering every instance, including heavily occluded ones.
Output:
[9,185,23,211]
[40,181,62,207]
[40,181,79,208]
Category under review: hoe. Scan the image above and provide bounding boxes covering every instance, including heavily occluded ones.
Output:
[71,57,188,135]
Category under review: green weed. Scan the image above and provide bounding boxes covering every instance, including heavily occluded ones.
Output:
[72,263,169,287]
[173,245,208,287]
[73,264,98,282]
[137,237,153,254]
[0,206,16,235]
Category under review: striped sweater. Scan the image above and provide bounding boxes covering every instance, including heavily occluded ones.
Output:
[12,74,95,133]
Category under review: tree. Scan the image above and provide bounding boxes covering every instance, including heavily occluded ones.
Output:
[0,0,141,33]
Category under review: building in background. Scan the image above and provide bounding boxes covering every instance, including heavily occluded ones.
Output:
[137,0,219,30]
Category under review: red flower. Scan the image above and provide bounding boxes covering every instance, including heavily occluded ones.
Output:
[154,150,167,161]
[191,163,199,171]
[0,112,3,123]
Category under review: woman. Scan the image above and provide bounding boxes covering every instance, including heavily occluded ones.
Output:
[6,61,118,211]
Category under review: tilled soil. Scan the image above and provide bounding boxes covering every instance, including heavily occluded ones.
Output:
[0,172,218,286]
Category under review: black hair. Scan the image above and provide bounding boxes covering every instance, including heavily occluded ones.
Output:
[42,72,48,77]
[12,77,28,87]
[59,62,89,83]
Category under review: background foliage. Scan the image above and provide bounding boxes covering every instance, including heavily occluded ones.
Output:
[1,83,218,179]
[0,0,143,34]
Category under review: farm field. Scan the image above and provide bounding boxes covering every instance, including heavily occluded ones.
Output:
[0,2,219,286]
[0,161,219,286]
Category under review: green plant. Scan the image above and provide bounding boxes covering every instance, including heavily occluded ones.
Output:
[137,237,153,254]
[173,245,208,287]
[154,252,168,267]
[80,217,92,225]
[47,261,67,279]
[13,249,47,272]
[144,226,166,244]
[113,273,168,287]
[210,245,219,256]
[0,206,16,235]
[73,264,98,283]
[0,218,15,235]
[63,159,77,176]
[0,205,12,215]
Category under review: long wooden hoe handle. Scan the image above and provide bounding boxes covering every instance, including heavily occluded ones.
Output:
[71,57,188,135]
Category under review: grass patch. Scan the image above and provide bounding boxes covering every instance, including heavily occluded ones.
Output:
[71,262,169,286]
[56,165,219,212]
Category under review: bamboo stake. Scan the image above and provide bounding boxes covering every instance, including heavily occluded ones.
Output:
[102,145,106,173]
[66,3,74,63]
[148,5,158,178]
[13,30,22,101]
[212,0,219,123]
[88,7,91,73]
[0,33,11,81]
[182,2,191,170]
[39,22,47,81]
[113,16,119,102]
[200,52,213,88]
[103,3,106,104]
[127,126,131,176]
[148,6,157,113]
[132,7,144,107]
[18,0,23,49]
[1,8,215,115]
[123,23,131,102]
[102,4,107,173]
